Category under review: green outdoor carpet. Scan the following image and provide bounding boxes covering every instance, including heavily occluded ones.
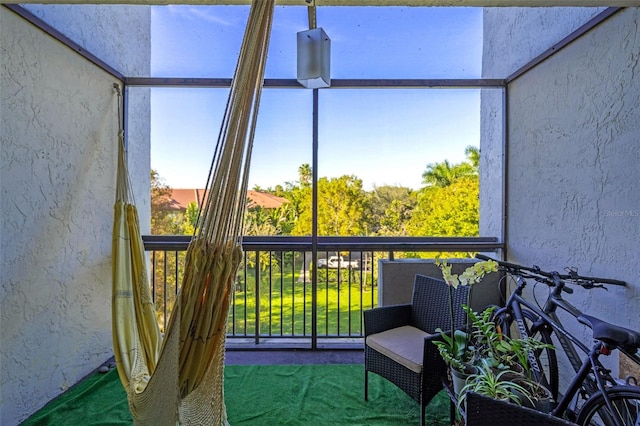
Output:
[22,364,450,425]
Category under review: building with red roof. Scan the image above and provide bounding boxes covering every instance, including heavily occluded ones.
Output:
[164,189,289,211]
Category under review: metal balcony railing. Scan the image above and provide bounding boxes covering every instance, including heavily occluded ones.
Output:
[142,235,502,348]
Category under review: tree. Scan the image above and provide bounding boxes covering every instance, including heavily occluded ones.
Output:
[244,206,279,236]
[421,146,479,188]
[422,160,473,188]
[275,164,313,236]
[407,176,479,237]
[149,170,186,329]
[407,146,481,239]
[292,175,369,236]
[183,202,199,235]
[379,199,413,236]
[298,163,312,188]
[367,185,417,236]
[150,169,175,235]
[465,145,480,169]
[150,170,196,236]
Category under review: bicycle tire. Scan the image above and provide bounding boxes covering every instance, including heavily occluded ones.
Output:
[493,307,560,400]
[575,386,640,426]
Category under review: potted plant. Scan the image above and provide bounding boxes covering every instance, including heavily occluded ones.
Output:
[434,258,557,412]
[434,257,499,395]
[463,305,509,370]
[458,359,536,409]
[437,304,522,397]
[455,304,556,412]
[433,329,474,372]
[512,375,555,413]
[494,335,555,381]
[462,304,555,375]
[432,329,475,396]
[435,299,556,403]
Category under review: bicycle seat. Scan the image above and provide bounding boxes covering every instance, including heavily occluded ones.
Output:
[578,314,640,352]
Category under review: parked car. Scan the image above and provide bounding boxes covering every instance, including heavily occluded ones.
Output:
[317,256,359,269]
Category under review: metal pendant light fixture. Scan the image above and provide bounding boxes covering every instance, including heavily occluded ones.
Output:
[297,3,330,89]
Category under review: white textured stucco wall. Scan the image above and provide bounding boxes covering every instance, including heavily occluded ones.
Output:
[480,7,606,239]
[23,4,148,77]
[479,88,504,238]
[0,6,150,425]
[482,7,640,385]
[23,4,153,231]
[482,7,606,79]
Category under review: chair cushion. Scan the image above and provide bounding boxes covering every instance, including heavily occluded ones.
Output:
[366,325,431,374]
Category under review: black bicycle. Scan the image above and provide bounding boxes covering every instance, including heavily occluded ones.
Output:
[476,254,640,426]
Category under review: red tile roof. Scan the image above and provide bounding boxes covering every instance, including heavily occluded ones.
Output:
[164,189,288,211]
[246,190,290,209]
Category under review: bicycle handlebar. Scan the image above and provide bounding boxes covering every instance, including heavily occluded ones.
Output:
[475,254,627,287]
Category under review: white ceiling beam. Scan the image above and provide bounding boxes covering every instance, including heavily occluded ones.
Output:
[3,0,639,6]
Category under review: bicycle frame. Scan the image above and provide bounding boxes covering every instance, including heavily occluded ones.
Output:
[506,276,593,376]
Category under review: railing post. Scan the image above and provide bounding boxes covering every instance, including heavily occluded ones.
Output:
[163,251,168,333]
[311,88,319,350]
[255,250,260,345]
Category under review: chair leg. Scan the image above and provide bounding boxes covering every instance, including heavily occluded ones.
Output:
[421,402,426,426]
[449,399,456,426]
[364,370,369,401]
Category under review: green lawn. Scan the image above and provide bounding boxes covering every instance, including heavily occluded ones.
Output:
[228,267,378,337]
[151,250,380,337]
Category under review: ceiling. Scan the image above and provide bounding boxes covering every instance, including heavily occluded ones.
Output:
[5,0,640,6]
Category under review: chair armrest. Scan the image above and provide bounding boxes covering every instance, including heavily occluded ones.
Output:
[364,304,412,336]
[423,333,448,374]
[421,333,450,400]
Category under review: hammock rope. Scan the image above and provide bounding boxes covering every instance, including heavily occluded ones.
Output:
[112,1,275,423]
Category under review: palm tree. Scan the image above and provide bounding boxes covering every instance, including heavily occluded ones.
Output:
[421,147,478,188]
[298,163,312,187]
[465,145,480,170]
[422,160,458,187]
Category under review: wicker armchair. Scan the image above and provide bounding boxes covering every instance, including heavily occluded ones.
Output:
[465,392,577,425]
[364,274,469,426]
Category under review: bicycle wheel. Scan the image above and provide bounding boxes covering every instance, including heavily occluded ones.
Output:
[493,307,559,400]
[576,386,640,426]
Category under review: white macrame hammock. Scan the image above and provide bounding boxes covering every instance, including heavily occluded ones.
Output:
[112,1,274,424]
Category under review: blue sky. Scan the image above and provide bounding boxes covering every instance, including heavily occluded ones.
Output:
[150,5,484,190]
